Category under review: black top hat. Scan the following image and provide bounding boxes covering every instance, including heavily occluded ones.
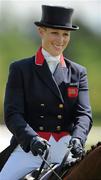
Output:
[34,5,79,31]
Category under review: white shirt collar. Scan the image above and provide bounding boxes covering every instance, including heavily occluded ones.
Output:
[42,48,60,63]
[42,48,61,73]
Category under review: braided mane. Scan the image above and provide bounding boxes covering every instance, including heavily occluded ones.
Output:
[86,141,101,154]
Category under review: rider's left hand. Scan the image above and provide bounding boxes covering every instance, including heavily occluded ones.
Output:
[69,138,83,158]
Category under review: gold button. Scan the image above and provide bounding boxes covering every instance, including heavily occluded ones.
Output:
[57,115,63,119]
[41,104,45,107]
[56,126,61,131]
[59,104,64,108]
[39,126,44,131]
[40,115,44,118]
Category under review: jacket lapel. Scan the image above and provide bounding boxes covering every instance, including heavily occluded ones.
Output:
[34,59,61,99]
[33,47,61,100]
[53,59,71,101]
[33,48,71,101]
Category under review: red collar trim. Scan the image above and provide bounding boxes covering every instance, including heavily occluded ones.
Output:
[35,47,65,67]
[35,47,44,65]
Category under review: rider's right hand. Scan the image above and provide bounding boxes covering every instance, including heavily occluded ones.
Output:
[30,136,48,156]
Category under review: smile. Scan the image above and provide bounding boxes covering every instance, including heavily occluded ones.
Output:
[54,45,63,49]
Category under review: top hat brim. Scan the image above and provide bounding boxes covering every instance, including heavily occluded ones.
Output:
[34,21,79,31]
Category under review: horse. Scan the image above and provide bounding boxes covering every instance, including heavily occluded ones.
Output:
[21,142,101,180]
[66,141,101,180]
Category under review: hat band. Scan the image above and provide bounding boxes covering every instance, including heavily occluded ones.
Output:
[38,21,73,28]
[42,20,72,25]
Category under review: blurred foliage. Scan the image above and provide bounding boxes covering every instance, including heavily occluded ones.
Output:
[0,21,101,124]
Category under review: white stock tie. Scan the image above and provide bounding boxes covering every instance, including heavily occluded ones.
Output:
[42,48,60,74]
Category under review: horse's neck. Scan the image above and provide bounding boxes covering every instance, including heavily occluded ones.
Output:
[63,143,101,180]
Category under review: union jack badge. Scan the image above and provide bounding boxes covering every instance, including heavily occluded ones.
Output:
[67,87,78,98]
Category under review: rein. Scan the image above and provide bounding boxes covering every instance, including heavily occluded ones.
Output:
[34,147,49,180]
[60,146,72,167]
[39,154,62,180]
[36,146,73,180]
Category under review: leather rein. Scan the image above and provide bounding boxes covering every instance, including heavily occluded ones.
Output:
[35,146,72,180]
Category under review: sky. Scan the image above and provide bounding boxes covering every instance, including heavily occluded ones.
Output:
[0,0,101,34]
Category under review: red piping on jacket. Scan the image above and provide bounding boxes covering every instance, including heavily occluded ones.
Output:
[37,131,70,141]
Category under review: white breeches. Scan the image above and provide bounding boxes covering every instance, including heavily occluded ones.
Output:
[0,135,74,180]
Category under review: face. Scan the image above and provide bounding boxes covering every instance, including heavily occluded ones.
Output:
[38,27,70,56]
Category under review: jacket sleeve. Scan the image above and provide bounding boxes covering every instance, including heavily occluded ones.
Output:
[72,67,92,145]
[4,62,38,152]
